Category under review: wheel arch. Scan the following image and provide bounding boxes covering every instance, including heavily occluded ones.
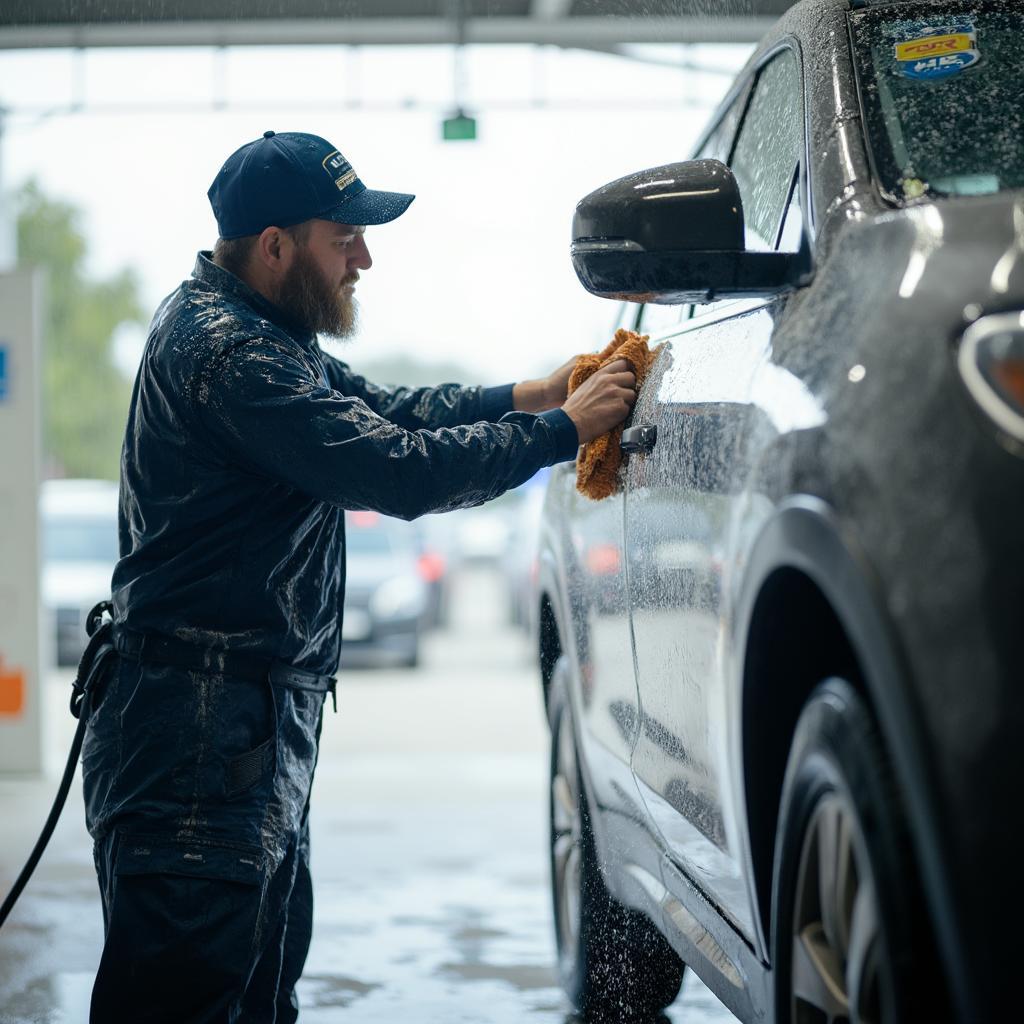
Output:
[538,590,561,720]
[740,561,863,950]
[736,496,963,1011]
[537,542,575,725]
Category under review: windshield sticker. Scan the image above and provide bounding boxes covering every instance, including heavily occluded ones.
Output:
[894,20,980,81]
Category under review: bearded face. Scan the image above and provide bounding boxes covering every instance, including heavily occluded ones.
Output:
[272,243,358,340]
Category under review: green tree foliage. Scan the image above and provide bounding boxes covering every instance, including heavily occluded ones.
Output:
[16,180,145,481]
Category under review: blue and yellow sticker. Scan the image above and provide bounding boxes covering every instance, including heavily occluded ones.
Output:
[894,19,980,81]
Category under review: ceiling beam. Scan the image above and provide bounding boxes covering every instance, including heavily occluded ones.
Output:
[530,0,574,19]
[0,15,775,50]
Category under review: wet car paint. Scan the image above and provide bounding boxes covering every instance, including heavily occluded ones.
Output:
[539,1,1024,1020]
[627,306,785,944]
[541,302,653,863]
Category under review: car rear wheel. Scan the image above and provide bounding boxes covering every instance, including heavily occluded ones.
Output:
[771,678,943,1024]
[548,655,685,1019]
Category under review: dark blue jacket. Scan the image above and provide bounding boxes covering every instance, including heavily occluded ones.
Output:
[111,252,578,676]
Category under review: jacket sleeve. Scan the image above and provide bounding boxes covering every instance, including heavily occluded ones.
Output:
[319,349,515,430]
[194,337,578,520]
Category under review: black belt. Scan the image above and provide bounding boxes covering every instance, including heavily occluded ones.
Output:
[113,626,337,711]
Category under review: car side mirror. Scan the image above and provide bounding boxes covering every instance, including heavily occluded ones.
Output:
[571,159,806,304]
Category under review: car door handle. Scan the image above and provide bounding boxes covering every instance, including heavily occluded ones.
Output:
[621,423,657,455]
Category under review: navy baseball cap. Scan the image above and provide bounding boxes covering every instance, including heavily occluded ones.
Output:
[208,130,415,239]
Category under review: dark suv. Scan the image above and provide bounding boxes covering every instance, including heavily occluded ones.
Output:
[536,2,1023,1022]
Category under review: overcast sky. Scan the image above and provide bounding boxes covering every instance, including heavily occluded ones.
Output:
[0,42,750,385]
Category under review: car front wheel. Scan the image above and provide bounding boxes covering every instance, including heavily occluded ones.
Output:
[771,678,945,1024]
[548,654,685,1019]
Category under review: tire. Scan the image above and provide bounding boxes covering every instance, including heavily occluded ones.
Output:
[548,655,685,1020]
[400,638,420,669]
[771,678,945,1024]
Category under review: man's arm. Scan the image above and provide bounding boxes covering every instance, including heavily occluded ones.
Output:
[510,355,578,414]
[320,351,515,431]
[320,350,580,430]
[195,338,579,520]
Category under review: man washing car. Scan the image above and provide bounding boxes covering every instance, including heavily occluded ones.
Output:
[82,130,636,1022]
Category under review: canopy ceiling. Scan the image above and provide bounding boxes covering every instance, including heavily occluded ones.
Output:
[0,1,796,49]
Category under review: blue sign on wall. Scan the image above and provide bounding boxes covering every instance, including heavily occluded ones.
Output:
[0,345,8,402]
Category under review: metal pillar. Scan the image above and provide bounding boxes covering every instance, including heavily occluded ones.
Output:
[0,110,15,274]
[0,266,44,775]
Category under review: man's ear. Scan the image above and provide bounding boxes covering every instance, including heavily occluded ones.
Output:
[256,226,287,272]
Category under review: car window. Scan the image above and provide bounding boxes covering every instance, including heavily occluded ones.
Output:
[729,49,803,251]
[681,85,753,323]
[851,3,1024,203]
[346,528,395,556]
[44,517,119,564]
[345,512,398,556]
[775,169,804,253]
[637,302,685,336]
[694,78,751,164]
[612,300,640,335]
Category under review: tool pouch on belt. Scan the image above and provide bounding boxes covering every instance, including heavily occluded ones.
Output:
[111,626,338,713]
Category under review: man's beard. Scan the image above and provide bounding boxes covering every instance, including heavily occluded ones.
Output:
[272,246,358,339]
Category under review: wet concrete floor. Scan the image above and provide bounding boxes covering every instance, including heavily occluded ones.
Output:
[0,568,736,1023]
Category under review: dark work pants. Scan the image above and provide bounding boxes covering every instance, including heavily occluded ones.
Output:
[82,655,325,1023]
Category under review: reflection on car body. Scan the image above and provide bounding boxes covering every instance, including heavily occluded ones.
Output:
[502,471,550,632]
[538,2,1024,1023]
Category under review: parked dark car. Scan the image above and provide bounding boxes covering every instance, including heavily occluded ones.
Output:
[537,2,1023,1023]
[341,510,427,668]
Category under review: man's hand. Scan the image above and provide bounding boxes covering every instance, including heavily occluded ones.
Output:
[561,359,636,444]
[512,355,579,413]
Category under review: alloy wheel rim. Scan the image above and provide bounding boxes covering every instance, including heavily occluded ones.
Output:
[552,707,582,957]
[791,793,890,1024]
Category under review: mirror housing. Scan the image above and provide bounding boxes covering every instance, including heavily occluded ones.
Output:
[571,159,806,304]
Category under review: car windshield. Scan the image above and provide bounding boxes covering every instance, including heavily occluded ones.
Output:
[346,519,399,557]
[45,518,119,564]
[851,1,1023,203]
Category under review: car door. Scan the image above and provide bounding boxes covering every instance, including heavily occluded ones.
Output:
[562,300,649,821]
[625,45,805,943]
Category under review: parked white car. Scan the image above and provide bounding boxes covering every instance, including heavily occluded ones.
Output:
[41,479,119,667]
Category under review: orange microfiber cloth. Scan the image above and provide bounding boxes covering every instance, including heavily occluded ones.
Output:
[568,328,660,501]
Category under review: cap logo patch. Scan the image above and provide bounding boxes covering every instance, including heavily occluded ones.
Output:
[322,150,358,191]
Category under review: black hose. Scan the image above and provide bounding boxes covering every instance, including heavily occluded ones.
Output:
[0,601,114,931]
[0,709,88,928]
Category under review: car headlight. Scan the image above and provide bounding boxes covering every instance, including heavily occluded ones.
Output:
[957,311,1024,450]
[369,575,426,620]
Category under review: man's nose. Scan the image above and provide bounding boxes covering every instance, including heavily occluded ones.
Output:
[351,234,372,271]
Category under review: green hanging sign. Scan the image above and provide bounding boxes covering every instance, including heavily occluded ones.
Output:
[442,112,477,141]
